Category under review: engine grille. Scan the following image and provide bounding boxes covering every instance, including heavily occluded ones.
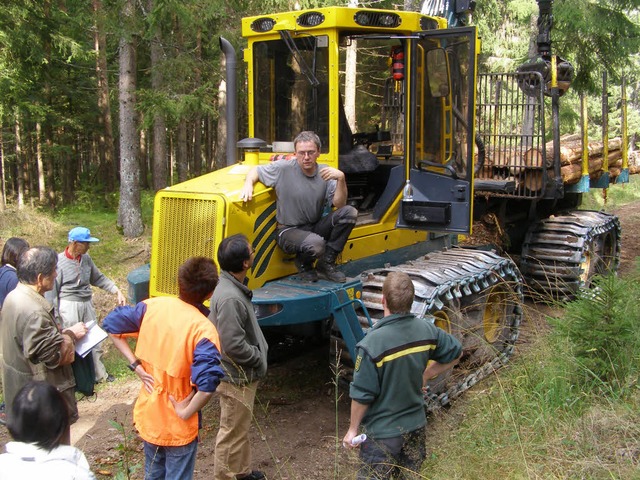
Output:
[152,195,221,296]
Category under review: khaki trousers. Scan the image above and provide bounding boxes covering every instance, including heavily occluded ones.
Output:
[213,380,259,480]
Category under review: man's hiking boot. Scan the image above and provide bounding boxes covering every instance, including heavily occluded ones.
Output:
[294,255,318,282]
[317,248,346,283]
[237,470,266,480]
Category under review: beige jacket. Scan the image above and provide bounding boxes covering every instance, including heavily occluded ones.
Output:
[0,283,76,418]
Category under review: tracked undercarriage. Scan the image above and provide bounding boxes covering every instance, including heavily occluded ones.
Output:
[520,210,621,300]
[332,248,524,412]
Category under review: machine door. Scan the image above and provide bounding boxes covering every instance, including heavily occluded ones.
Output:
[397,27,477,234]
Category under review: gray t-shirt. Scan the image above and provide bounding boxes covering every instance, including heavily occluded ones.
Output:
[257,159,336,226]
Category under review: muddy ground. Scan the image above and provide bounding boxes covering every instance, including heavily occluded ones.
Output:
[1,201,638,479]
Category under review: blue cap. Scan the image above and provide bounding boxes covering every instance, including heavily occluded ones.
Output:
[68,227,100,243]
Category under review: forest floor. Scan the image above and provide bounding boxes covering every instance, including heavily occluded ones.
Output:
[1,200,638,479]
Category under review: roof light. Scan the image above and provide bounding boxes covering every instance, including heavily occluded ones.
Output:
[354,11,401,28]
[251,18,275,33]
[420,17,439,31]
[297,11,325,27]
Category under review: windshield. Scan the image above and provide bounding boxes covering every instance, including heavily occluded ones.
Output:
[252,36,329,152]
[338,36,405,159]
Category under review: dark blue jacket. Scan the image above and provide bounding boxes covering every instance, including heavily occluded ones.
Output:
[0,265,19,308]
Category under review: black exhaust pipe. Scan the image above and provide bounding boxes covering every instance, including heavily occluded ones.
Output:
[219,37,237,166]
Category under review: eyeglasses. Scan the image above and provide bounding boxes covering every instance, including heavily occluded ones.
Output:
[296,150,317,158]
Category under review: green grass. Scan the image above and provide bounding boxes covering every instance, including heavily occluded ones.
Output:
[424,336,640,479]
[581,174,640,210]
[100,338,140,384]
[423,272,640,480]
[50,190,154,281]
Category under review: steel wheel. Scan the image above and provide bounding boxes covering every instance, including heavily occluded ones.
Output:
[579,240,595,286]
[483,284,508,343]
[596,230,617,274]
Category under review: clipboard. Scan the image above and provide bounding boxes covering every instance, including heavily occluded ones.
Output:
[75,320,109,358]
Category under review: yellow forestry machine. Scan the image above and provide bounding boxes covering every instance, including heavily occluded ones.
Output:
[129,0,627,408]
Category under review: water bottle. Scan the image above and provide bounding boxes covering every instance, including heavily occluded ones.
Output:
[402,179,413,201]
[351,434,367,446]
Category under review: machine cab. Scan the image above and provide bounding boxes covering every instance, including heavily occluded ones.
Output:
[244,8,477,236]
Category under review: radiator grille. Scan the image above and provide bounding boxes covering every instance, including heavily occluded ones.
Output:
[152,195,221,296]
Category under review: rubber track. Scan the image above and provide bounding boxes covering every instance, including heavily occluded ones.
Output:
[353,248,524,412]
[520,210,621,299]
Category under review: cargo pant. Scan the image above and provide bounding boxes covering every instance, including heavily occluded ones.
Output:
[357,426,426,480]
[213,380,259,480]
[277,205,357,261]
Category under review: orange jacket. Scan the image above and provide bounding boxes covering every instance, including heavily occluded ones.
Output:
[105,297,223,446]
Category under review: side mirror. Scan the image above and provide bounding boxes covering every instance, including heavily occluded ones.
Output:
[426,48,450,98]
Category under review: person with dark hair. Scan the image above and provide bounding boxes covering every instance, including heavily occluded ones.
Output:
[0,381,95,479]
[0,237,30,308]
[241,130,357,283]
[209,234,268,480]
[342,271,463,480]
[0,237,30,425]
[103,257,224,480]
[0,247,87,443]
[46,227,126,384]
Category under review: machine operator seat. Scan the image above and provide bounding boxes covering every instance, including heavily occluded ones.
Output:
[336,93,379,174]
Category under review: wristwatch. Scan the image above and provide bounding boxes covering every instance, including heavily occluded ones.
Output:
[128,359,142,371]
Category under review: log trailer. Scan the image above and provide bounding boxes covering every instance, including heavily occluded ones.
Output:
[129,1,627,407]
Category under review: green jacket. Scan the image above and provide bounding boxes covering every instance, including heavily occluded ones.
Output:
[350,313,462,439]
[209,271,268,384]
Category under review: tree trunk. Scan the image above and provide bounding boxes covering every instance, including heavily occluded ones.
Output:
[25,125,35,202]
[193,29,203,176]
[177,118,188,182]
[36,122,45,203]
[139,124,149,189]
[45,132,55,208]
[521,13,539,150]
[206,114,214,171]
[118,0,144,237]
[169,133,174,185]
[42,0,55,207]
[538,137,623,167]
[587,137,622,158]
[0,125,5,210]
[344,0,358,134]
[149,0,167,191]
[14,111,24,208]
[152,112,168,190]
[193,117,202,175]
[214,70,227,170]
[187,120,194,176]
[291,60,305,134]
[60,127,74,204]
[93,0,116,192]
[521,170,546,192]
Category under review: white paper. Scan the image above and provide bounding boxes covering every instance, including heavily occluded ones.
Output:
[75,320,109,358]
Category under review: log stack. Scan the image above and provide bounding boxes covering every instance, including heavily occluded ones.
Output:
[476,134,633,192]
[627,150,640,175]
[539,136,622,182]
